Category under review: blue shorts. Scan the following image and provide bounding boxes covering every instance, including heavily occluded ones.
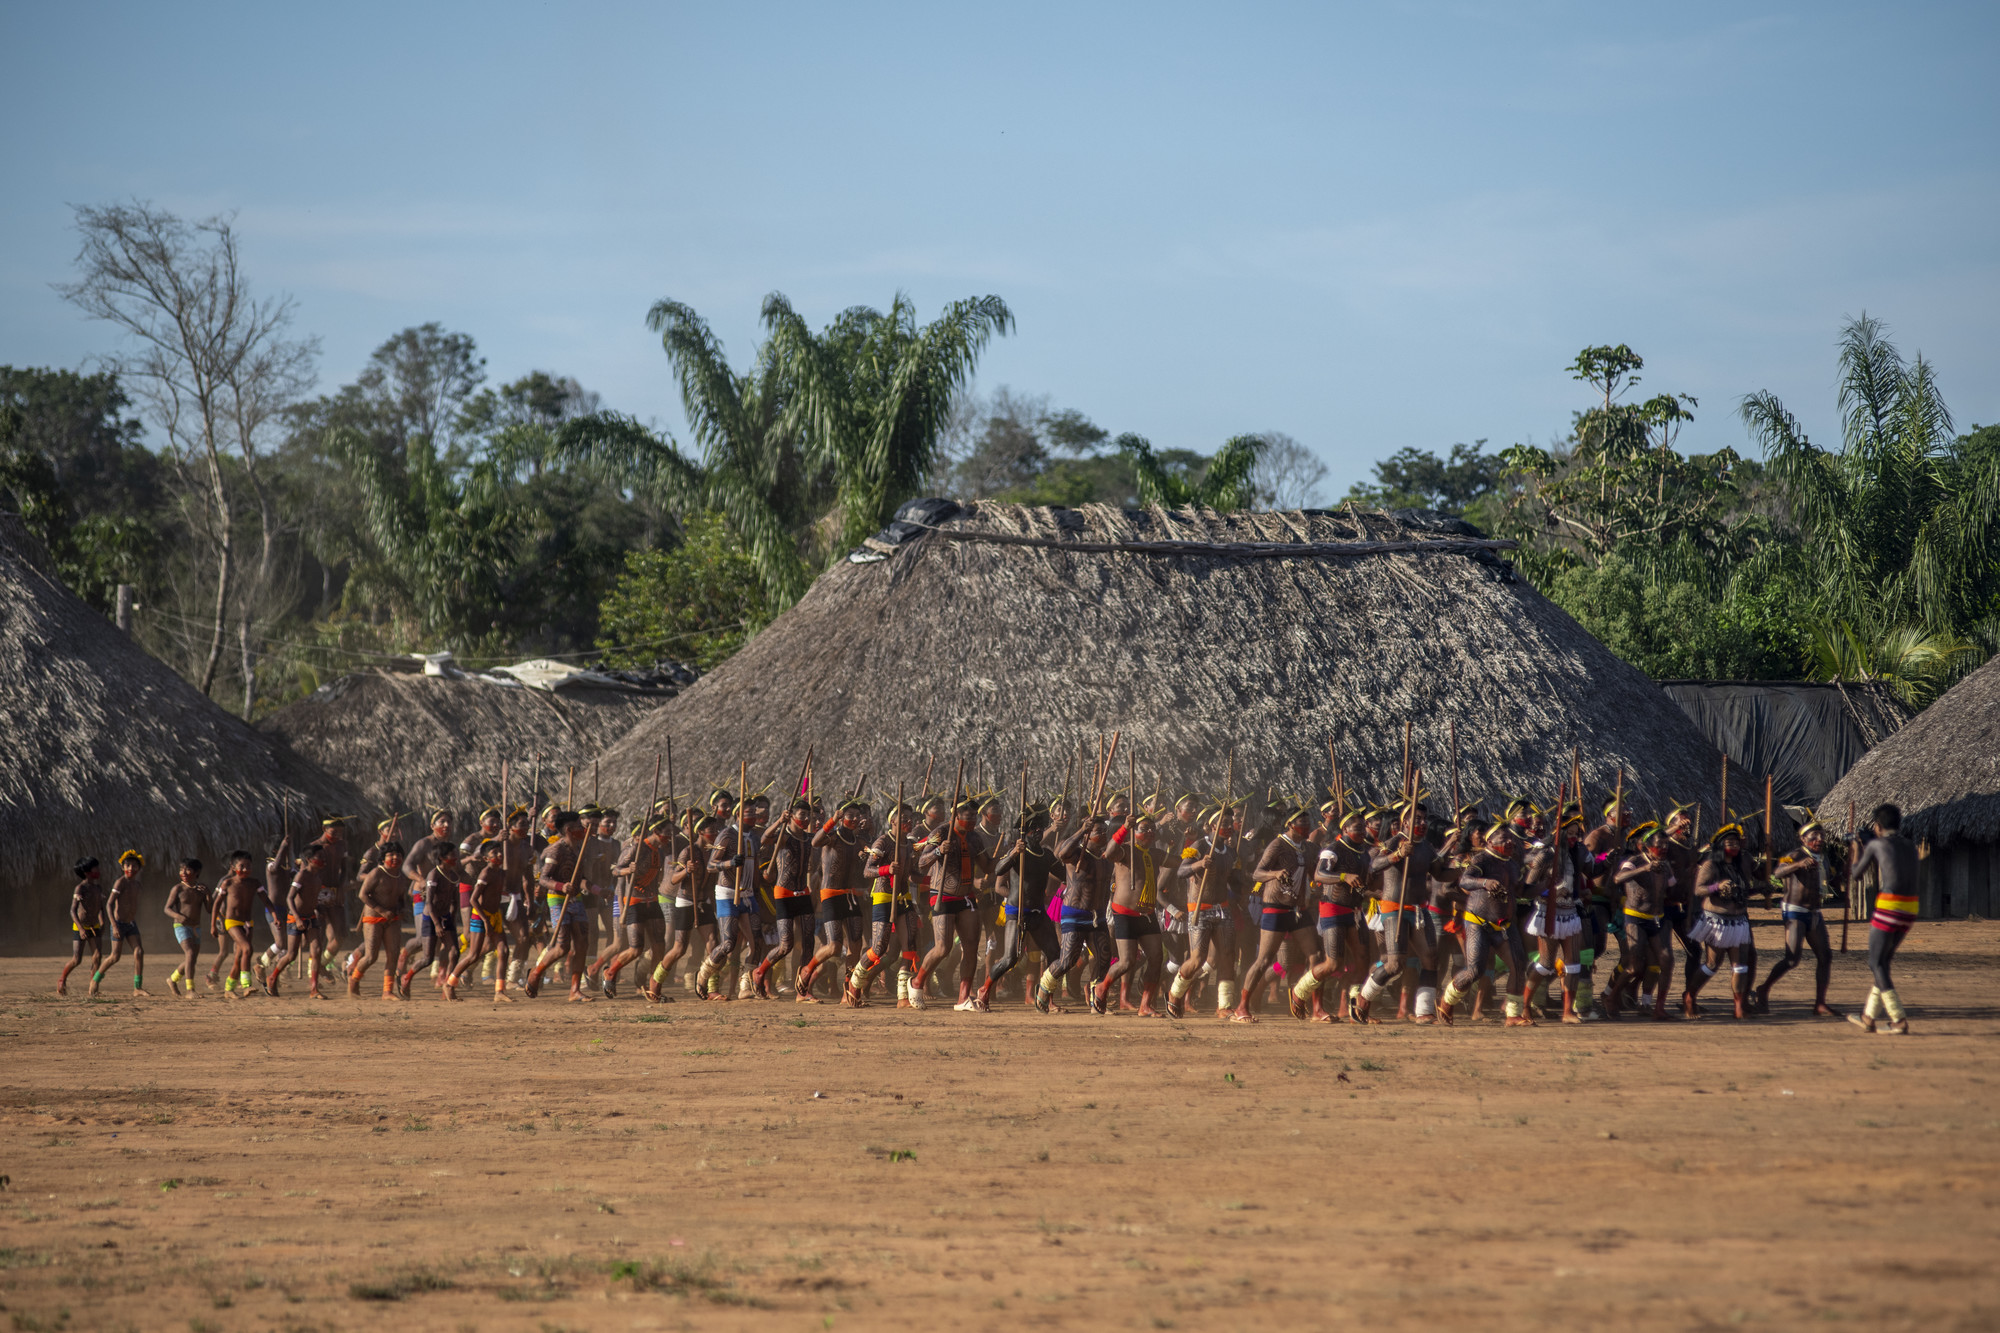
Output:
[1060,907,1096,930]
[173,924,196,946]
[114,920,141,941]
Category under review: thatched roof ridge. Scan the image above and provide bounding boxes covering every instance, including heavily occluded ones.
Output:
[1822,655,2000,845]
[596,502,1758,830]
[259,671,668,823]
[0,514,361,884]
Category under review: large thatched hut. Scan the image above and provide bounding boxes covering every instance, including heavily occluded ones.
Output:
[0,515,361,949]
[1824,656,2000,919]
[597,503,1755,829]
[260,669,671,827]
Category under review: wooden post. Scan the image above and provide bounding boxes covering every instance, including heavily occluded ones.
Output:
[1842,800,1855,952]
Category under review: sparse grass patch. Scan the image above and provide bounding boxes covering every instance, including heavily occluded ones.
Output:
[349,1268,453,1301]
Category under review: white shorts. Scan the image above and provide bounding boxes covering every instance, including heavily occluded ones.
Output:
[1526,905,1582,940]
[1689,913,1752,950]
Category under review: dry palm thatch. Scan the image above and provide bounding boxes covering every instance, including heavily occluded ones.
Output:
[260,671,668,824]
[0,513,359,901]
[1823,654,2000,846]
[596,503,1758,828]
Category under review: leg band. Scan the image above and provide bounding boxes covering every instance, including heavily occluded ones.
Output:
[1881,988,1906,1021]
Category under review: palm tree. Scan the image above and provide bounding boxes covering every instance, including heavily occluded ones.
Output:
[1740,314,2000,645]
[554,300,830,608]
[761,292,1013,550]
[1806,622,1979,708]
[327,426,521,644]
[1117,432,1265,510]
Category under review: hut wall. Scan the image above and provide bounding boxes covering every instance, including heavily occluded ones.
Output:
[1932,841,1996,919]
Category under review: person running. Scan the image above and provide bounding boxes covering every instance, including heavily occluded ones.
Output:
[254,831,293,988]
[696,799,758,1001]
[458,806,504,969]
[348,841,407,998]
[99,850,150,996]
[527,813,595,1001]
[1039,812,1112,1014]
[1521,806,1589,1024]
[1099,809,1168,1016]
[57,859,108,996]
[647,813,717,1002]
[982,804,1064,1011]
[750,800,815,999]
[163,856,208,999]
[603,817,674,1000]
[398,845,465,1000]
[1755,819,1841,1017]
[267,844,330,999]
[847,801,916,1006]
[1578,797,1627,1019]
[1293,808,1371,1022]
[215,851,262,1000]
[1353,803,1440,1024]
[446,840,510,1000]
[1848,804,1919,1035]
[801,801,868,1003]
[1603,821,1676,1021]
[1235,808,1318,1022]
[912,798,991,1011]
[499,807,536,988]
[1654,805,1701,1013]
[1166,804,1244,1019]
[1685,825,1756,1020]
[1436,820,1527,1026]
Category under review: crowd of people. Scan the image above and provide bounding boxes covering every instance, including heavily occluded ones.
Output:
[52,768,1924,1035]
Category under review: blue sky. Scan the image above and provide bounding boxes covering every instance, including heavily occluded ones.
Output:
[2,2,1994,492]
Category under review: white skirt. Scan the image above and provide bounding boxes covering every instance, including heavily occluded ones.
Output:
[1526,905,1581,940]
[1689,913,1751,949]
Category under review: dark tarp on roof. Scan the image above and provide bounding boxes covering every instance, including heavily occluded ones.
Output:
[1659,680,1911,810]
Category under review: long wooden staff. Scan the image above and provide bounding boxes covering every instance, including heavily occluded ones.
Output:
[1842,800,1856,953]
[1449,719,1461,827]
[734,759,749,916]
[1571,748,1584,832]
[1762,773,1775,907]
[593,758,599,807]
[895,777,908,921]
[641,751,663,882]
[500,760,509,876]
[1091,731,1122,815]
[1194,749,1234,910]
[793,746,815,811]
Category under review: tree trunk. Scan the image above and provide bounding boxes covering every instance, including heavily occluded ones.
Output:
[115,584,134,633]
[197,436,234,696]
[240,617,258,720]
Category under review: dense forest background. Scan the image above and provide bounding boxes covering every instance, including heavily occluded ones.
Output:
[4,205,1996,720]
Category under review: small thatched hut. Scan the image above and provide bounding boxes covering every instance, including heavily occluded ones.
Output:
[1824,656,2000,919]
[1660,679,1910,808]
[0,514,362,949]
[597,503,1756,830]
[260,670,671,826]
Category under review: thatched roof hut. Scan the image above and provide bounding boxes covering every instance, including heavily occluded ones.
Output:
[1823,656,2000,919]
[1660,679,1910,808]
[260,670,670,824]
[0,514,361,946]
[597,503,1756,829]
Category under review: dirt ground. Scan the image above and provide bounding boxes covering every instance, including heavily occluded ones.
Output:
[2,920,1997,1332]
